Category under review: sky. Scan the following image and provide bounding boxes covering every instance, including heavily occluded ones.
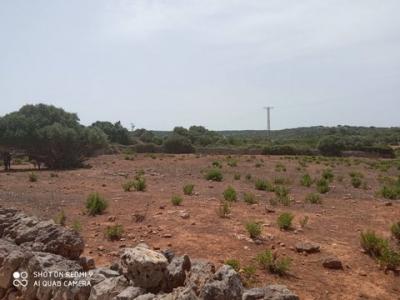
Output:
[0,0,399,130]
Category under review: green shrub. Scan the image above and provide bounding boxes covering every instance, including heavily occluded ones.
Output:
[72,220,82,232]
[183,184,194,195]
[171,195,183,206]
[351,176,362,188]
[275,163,286,172]
[205,169,223,181]
[277,212,294,230]
[255,162,262,168]
[225,259,240,271]
[256,250,291,275]
[360,230,388,257]
[212,160,223,168]
[234,173,241,180]
[86,192,108,216]
[122,180,135,192]
[244,192,257,204]
[245,174,252,181]
[217,200,231,218]
[274,177,290,185]
[322,169,334,182]
[133,177,147,191]
[378,247,400,270]
[380,184,400,200]
[53,210,66,226]
[223,186,237,202]
[391,222,400,242]
[255,179,274,191]
[227,159,238,167]
[316,178,330,194]
[29,172,38,182]
[241,265,257,287]
[105,224,124,241]
[300,174,313,187]
[245,221,262,239]
[305,193,321,204]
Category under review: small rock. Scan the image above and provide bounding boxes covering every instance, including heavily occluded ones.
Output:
[322,256,343,270]
[163,233,173,238]
[180,211,190,219]
[295,242,320,254]
[108,215,116,222]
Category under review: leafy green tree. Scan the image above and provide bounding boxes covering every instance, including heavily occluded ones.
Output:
[163,134,194,154]
[0,104,107,169]
[317,135,345,156]
[91,121,130,145]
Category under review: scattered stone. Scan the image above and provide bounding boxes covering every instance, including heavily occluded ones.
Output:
[322,256,343,270]
[180,211,190,219]
[295,242,320,254]
[108,215,116,222]
[163,233,173,238]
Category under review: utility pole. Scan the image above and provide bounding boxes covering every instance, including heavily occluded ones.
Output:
[263,106,273,136]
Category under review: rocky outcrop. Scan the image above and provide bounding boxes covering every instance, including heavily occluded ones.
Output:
[0,208,84,260]
[0,208,299,300]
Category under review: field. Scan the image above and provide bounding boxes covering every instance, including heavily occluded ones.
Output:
[0,153,399,300]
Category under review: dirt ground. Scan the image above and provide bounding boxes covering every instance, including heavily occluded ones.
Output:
[0,154,399,300]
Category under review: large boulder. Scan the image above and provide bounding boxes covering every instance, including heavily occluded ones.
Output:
[0,208,84,260]
[120,245,168,293]
[164,255,191,292]
[89,276,129,300]
[200,265,243,300]
[185,259,215,295]
[0,239,32,289]
[16,250,91,300]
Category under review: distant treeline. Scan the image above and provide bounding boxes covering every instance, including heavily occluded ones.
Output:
[0,104,399,170]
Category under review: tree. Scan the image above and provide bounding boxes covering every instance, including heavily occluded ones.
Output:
[91,121,130,145]
[0,104,108,169]
[317,135,345,156]
[163,134,194,154]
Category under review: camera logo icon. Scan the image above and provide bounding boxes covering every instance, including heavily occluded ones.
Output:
[12,271,28,287]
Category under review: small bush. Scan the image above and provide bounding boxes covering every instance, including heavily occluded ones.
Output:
[351,176,362,188]
[305,193,321,204]
[256,250,291,275]
[274,177,290,185]
[255,162,262,168]
[245,174,252,181]
[360,230,388,257]
[380,184,400,200]
[255,179,274,191]
[225,259,240,271]
[234,173,241,180]
[223,186,237,202]
[300,174,313,187]
[205,169,223,181]
[244,192,257,204]
[275,163,286,172]
[378,247,400,270]
[241,265,257,287]
[217,200,231,218]
[133,176,146,191]
[29,172,38,182]
[53,210,66,226]
[245,221,262,239]
[105,224,124,241]
[316,178,330,194]
[391,222,400,242]
[212,161,223,168]
[171,195,183,206]
[277,212,294,230]
[72,220,82,232]
[227,159,238,167]
[183,184,194,195]
[322,169,334,182]
[86,192,108,216]
[122,180,135,192]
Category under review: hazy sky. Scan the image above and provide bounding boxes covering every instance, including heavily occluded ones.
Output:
[0,1,399,130]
